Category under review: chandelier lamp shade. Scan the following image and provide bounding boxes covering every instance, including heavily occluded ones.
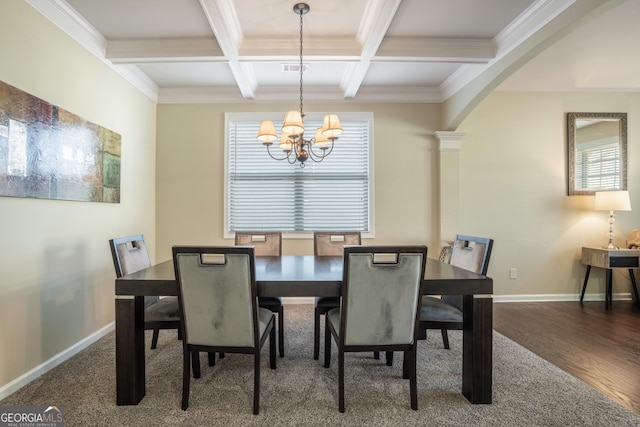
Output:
[256,3,342,167]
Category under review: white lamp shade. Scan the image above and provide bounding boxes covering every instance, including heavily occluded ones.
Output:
[279,132,293,152]
[257,120,278,143]
[314,128,331,149]
[281,110,304,135]
[321,114,343,138]
[594,190,632,211]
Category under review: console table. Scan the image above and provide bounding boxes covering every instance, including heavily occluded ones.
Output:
[580,247,640,309]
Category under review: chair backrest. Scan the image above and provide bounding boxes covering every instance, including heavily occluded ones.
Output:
[314,231,361,256]
[340,246,427,346]
[443,234,493,310]
[172,246,259,348]
[109,235,158,308]
[235,231,282,256]
[449,234,493,275]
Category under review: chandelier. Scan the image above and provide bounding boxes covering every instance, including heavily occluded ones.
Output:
[256,3,342,168]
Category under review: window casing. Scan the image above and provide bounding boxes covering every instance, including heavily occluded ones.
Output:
[225,112,373,238]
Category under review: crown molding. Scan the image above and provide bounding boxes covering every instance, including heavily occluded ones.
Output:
[27,0,159,101]
[158,84,441,104]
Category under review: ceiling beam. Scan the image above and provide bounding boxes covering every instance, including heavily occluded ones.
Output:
[106,37,224,63]
[342,0,403,98]
[198,0,256,98]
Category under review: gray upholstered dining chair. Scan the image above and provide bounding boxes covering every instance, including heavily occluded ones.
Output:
[109,235,180,350]
[313,231,361,360]
[418,234,493,348]
[324,245,427,412]
[235,231,285,357]
[172,246,276,414]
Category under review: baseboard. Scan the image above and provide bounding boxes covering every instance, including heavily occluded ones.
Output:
[282,297,314,304]
[493,292,634,303]
[0,322,114,401]
[283,294,635,304]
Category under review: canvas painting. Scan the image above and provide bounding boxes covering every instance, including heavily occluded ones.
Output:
[0,80,121,203]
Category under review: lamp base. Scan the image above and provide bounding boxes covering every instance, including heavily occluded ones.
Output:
[603,243,620,250]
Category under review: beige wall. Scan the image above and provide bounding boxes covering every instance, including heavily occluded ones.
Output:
[0,2,157,389]
[156,102,441,261]
[157,92,640,302]
[458,91,640,298]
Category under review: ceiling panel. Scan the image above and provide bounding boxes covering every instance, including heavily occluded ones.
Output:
[66,0,214,38]
[363,62,461,86]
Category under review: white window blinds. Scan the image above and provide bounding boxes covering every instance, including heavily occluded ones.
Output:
[576,142,620,190]
[225,112,372,235]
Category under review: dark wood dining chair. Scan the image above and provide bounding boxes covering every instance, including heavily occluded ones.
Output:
[109,235,180,350]
[172,246,276,413]
[235,231,285,357]
[312,231,361,360]
[324,245,427,412]
[418,234,493,348]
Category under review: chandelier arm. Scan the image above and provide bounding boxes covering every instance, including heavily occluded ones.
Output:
[265,144,293,162]
[307,140,334,160]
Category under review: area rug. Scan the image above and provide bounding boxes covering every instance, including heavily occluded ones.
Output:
[2,304,638,426]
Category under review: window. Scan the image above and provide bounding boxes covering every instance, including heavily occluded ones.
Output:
[225,112,372,237]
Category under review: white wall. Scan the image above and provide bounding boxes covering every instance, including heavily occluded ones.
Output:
[458,91,640,299]
[0,1,157,391]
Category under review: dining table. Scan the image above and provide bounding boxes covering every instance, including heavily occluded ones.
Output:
[115,255,493,406]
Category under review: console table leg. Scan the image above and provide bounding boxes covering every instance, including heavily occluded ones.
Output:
[580,265,591,302]
[605,269,613,310]
[629,269,640,309]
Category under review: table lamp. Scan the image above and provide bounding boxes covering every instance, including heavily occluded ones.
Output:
[594,190,632,249]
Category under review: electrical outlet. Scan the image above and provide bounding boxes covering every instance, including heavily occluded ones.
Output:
[509,268,517,279]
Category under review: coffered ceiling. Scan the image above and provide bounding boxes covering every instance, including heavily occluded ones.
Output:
[29,0,640,110]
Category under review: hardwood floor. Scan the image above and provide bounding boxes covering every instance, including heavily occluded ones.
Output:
[493,300,640,415]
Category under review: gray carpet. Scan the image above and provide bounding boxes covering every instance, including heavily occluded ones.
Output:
[2,304,638,426]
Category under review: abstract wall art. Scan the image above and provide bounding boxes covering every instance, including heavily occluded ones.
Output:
[0,80,121,203]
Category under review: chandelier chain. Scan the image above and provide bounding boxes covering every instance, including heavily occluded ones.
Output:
[299,9,304,117]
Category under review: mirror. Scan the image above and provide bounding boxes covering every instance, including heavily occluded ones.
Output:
[567,112,627,195]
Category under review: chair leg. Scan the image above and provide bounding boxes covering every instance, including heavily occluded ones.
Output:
[219,353,225,359]
[278,306,285,357]
[208,352,215,367]
[338,349,345,413]
[409,349,417,410]
[253,352,260,415]
[270,324,277,369]
[385,351,393,366]
[324,316,332,368]
[313,307,321,360]
[151,329,160,349]
[441,329,450,349]
[373,351,380,359]
[181,347,191,410]
[191,351,201,379]
[417,325,427,340]
[177,328,182,341]
[402,350,409,379]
